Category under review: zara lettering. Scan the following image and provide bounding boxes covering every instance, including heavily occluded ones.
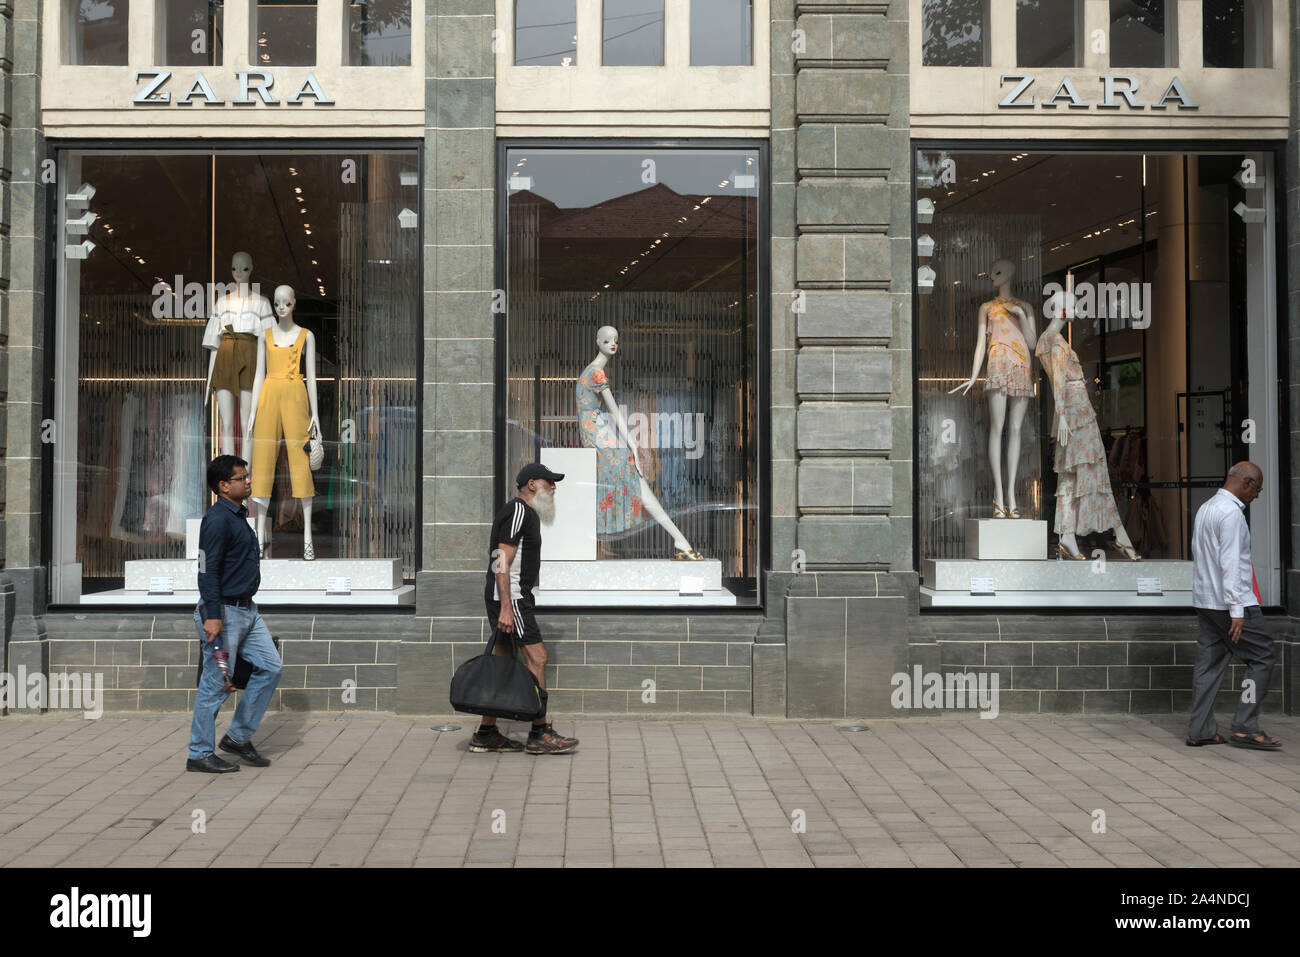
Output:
[998,74,1197,110]
[133,71,335,107]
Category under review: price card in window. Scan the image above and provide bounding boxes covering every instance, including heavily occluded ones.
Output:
[148,577,174,595]
[1136,577,1162,596]
[969,577,995,596]
[678,576,704,597]
[326,577,352,595]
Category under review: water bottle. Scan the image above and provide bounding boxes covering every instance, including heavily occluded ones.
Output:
[212,635,235,692]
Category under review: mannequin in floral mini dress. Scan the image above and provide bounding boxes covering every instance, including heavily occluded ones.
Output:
[950,259,1038,519]
[1035,291,1140,561]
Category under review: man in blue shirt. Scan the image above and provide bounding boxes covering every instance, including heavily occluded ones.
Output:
[188,455,283,772]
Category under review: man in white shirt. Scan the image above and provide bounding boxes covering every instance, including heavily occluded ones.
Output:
[1187,461,1280,750]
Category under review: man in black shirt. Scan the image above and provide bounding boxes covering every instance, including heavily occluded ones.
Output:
[188,455,283,773]
[471,463,579,755]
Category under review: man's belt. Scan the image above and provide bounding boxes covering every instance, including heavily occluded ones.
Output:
[222,596,255,609]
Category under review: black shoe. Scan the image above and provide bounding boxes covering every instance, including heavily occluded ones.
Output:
[187,754,240,773]
[219,734,271,766]
[468,727,525,753]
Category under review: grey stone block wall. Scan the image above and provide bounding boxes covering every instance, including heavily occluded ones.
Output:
[1290,2,1300,609]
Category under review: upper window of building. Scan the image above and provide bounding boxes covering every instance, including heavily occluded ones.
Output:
[69,0,130,65]
[690,0,752,65]
[1017,0,1079,67]
[1109,0,1173,68]
[515,0,577,65]
[162,0,224,67]
[922,0,989,67]
[1203,0,1272,68]
[604,0,664,66]
[254,0,317,67]
[347,0,413,66]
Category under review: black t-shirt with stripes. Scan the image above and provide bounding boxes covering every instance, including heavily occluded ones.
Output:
[484,497,542,602]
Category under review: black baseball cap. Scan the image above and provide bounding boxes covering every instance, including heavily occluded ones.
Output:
[516,463,565,489]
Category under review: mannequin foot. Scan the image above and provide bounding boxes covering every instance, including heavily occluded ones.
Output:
[1056,540,1087,561]
[992,500,1008,519]
[1110,536,1140,561]
[673,549,706,561]
[303,542,315,561]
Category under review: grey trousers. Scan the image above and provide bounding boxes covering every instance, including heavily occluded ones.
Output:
[1187,607,1275,740]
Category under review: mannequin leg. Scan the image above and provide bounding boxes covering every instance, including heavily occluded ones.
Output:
[215,390,236,456]
[251,498,270,550]
[238,390,254,458]
[986,391,1008,509]
[1005,396,1030,513]
[636,476,691,552]
[301,498,314,559]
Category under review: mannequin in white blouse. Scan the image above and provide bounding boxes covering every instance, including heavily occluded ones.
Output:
[202,251,273,455]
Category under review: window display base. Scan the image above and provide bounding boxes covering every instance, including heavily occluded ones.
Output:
[77,586,416,607]
[921,558,1192,608]
[534,558,737,607]
[964,519,1048,560]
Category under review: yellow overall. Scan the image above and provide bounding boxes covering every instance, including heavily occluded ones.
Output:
[251,327,315,500]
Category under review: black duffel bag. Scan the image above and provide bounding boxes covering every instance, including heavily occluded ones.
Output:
[449,629,545,721]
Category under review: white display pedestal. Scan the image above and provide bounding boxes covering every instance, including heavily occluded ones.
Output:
[964,518,1047,560]
[535,559,736,607]
[539,448,596,560]
[920,558,1193,608]
[185,516,255,559]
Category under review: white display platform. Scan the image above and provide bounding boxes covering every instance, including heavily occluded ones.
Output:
[535,558,736,606]
[124,558,402,592]
[964,518,1047,560]
[540,448,597,560]
[921,558,1193,608]
[185,517,256,559]
[81,586,415,607]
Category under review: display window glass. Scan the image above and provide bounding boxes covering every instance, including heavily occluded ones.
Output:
[603,0,664,66]
[254,0,317,67]
[689,0,752,66]
[515,0,577,65]
[1203,0,1272,69]
[347,0,413,66]
[914,147,1280,608]
[52,149,421,606]
[921,0,989,67]
[501,146,762,607]
[162,0,224,66]
[1109,0,1172,68]
[69,0,130,65]
[1016,0,1079,68]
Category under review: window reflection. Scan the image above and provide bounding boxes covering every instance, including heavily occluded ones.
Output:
[1203,0,1272,68]
[922,0,989,67]
[71,0,130,65]
[1017,0,1078,68]
[604,0,664,66]
[515,0,577,65]
[163,0,224,67]
[347,0,413,66]
[254,0,317,67]
[690,0,752,66]
[1109,0,1171,68]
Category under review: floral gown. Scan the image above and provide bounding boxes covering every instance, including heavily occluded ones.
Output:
[1035,329,1122,535]
[984,297,1033,397]
[576,361,647,534]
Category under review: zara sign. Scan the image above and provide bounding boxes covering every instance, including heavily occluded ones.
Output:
[133,70,335,106]
[998,74,1198,110]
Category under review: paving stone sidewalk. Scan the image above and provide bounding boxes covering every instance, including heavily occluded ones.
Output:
[0,712,1297,868]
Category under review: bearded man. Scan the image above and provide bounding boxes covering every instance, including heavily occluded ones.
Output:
[469,463,579,755]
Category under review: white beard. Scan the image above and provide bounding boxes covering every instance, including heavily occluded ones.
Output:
[533,487,557,526]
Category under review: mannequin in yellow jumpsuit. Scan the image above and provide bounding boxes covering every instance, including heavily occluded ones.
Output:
[245,285,321,560]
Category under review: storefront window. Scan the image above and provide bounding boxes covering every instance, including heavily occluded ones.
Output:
[53,149,420,604]
[1017,0,1078,67]
[1203,0,1272,68]
[502,146,761,606]
[515,0,577,65]
[347,0,413,66]
[69,0,130,65]
[690,0,752,66]
[162,0,224,66]
[922,0,988,67]
[604,0,664,66]
[254,0,317,67]
[1109,0,1172,68]
[914,148,1278,607]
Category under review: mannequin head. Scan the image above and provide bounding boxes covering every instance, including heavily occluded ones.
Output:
[988,259,1015,289]
[274,285,296,321]
[596,326,619,357]
[231,251,253,284]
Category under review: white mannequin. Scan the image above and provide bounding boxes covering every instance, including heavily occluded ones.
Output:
[589,326,702,560]
[1038,293,1139,560]
[950,259,1038,518]
[245,285,321,559]
[203,251,272,455]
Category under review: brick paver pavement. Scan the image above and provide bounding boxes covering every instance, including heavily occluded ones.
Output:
[0,712,1297,867]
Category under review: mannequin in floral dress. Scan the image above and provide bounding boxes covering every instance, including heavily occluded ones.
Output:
[576,326,704,560]
[950,259,1037,518]
[1035,293,1140,561]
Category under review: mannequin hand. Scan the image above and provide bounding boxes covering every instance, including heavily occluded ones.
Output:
[1057,418,1070,447]
[948,379,974,396]
[630,448,643,477]
[203,388,211,408]
[308,415,320,437]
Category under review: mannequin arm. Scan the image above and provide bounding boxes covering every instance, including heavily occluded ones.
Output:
[304,331,320,432]
[246,335,267,435]
[204,349,217,406]
[948,305,988,395]
[1013,302,1038,351]
[599,387,641,474]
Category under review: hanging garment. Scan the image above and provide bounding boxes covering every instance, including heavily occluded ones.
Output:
[984,297,1034,397]
[576,361,648,535]
[1035,329,1123,536]
[251,327,315,500]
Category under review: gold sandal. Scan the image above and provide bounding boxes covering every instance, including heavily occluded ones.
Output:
[992,501,1008,519]
[1056,542,1088,561]
[1112,540,1141,561]
[672,549,706,561]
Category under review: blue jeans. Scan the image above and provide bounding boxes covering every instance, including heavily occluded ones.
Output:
[189,602,282,760]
